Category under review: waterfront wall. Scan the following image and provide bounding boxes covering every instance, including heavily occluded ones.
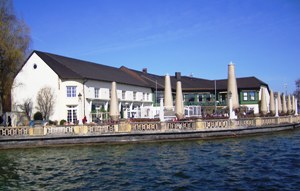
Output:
[1,115,299,138]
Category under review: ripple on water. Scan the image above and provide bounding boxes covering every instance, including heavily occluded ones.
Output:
[1,130,300,190]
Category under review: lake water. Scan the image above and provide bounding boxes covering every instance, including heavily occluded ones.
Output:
[1,130,300,190]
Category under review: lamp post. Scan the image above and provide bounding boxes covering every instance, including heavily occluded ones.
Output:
[228,91,233,119]
[274,93,279,117]
[78,93,82,124]
[78,93,82,101]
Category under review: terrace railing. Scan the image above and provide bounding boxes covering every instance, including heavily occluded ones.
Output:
[45,126,75,135]
[201,119,230,129]
[165,121,196,131]
[0,127,29,136]
[88,124,115,134]
[131,122,161,132]
[0,115,299,137]
[233,118,255,127]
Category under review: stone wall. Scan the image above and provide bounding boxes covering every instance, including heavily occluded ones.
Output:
[0,115,299,138]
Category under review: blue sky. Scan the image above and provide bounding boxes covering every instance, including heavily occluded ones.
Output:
[14,0,300,94]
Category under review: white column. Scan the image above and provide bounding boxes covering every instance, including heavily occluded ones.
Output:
[159,98,164,121]
[227,62,239,109]
[275,97,279,117]
[175,81,184,120]
[124,108,128,119]
[269,90,275,115]
[130,103,133,111]
[164,74,173,110]
[282,94,287,114]
[287,95,292,114]
[109,81,119,121]
[295,98,298,116]
[105,102,108,111]
[78,98,83,125]
[229,96,233,119]
[260,88,267,115]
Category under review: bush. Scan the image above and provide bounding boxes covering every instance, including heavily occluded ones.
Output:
[60,119,66,125]
[49,120,58,125]
[33,112,43,120]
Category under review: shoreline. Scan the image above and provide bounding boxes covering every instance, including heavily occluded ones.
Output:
[1,122,299,149]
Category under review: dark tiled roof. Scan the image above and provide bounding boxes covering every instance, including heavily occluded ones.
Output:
[216,77,268,91]
[34,51,148,87]
[31,50,268,91]
[120,67,215,91]
[237,76,268,89]
[179,76,215,91]
[121,67,268,92]
[120,67,166,90]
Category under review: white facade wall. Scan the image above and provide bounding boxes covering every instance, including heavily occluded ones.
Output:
[85,80,152,102]
[84,80,152,121]
[59,79,84,123]
[242,86,270,114]
[242,104,259,114]
[11,53,154,123]
[11,53,62,121]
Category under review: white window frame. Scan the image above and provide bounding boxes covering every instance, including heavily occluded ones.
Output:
[67,106,77,124]
[122,91,126,100]
[243,92,248,101]
[95,88,99,98]
[67,86,77,97]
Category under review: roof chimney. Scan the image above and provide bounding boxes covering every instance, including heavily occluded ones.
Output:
[142,68,147,73]
[175,72,181,80]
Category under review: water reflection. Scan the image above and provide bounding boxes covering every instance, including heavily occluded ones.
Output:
[1,130,300,190]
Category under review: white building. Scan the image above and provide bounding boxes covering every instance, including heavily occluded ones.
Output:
[12,51,153,124]
[11,50,273,125]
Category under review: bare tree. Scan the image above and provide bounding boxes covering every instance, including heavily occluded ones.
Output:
[18,98,32,120]
[36,87,55,120]
[0,0,31,113]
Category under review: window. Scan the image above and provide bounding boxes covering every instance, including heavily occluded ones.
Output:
[133,92,137,100]
[243,91,256,101]
[198,95,203,102]
[94,88,99,98]
[243,92,248,101]
[67,106,77,124]
[67,86,76,97]
[122,91,126,100]
[249,92,255,101]
[155,91,164,104]
[206,94,211,102]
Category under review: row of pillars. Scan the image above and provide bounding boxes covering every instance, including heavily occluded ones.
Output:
[109,62,298,121]
[264,90,298,116]
[109,73,186,122]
